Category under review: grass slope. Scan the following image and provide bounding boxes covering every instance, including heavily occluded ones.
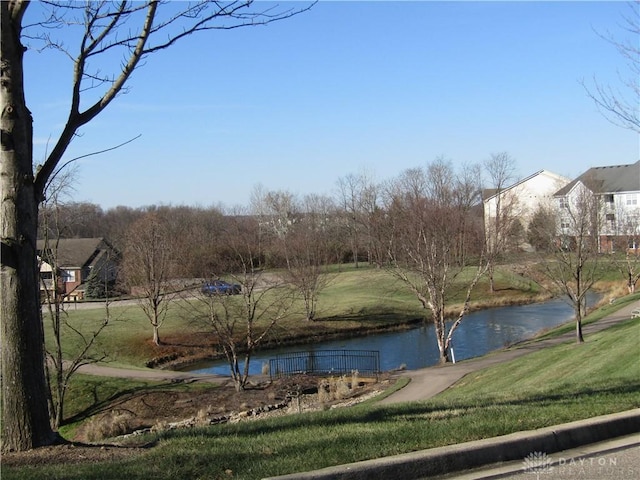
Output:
[7,310,639,480]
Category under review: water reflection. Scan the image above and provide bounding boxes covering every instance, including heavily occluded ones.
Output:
[187,295,598,376]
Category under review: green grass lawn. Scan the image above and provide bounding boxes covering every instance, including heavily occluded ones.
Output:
[9,302,640,480]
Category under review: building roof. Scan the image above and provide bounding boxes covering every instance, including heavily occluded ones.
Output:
[36,237,117,269]
[482,169,569,202]
[555,160,640,196]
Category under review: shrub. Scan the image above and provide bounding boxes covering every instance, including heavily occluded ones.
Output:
[85,411,134,441]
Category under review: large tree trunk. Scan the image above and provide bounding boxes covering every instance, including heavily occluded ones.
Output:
[1,1,57,451]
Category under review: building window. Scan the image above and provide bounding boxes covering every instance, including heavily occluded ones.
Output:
[559,197,568,209]
[627,194,638,206]
[605,213,616,230]
[62,270,76,282]
[604,194,614,204]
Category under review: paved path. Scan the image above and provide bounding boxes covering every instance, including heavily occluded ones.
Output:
[76,362,229,384]
[379,299,640,405]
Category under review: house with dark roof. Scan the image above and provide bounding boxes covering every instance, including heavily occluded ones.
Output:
[554,161,640,252]
[37,237,120,300]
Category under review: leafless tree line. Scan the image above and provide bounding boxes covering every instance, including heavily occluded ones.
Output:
[39,169,483,270]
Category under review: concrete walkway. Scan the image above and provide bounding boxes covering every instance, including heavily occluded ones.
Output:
[379,298,640,405]
[76,362,229,384]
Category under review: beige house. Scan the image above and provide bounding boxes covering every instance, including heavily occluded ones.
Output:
[483,170,570,252]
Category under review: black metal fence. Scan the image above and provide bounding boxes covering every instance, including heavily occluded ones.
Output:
[269,350,380,381]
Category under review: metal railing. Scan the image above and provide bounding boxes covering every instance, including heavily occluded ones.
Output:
[269,349,380,380]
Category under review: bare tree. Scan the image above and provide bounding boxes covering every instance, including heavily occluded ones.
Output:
[582,1,640,132]
[483,152,518,293]
[40,254,111,429]
[383,159,487,364]
[619,247,640,294]
[540,183,603,343]
[122,213,175,346]
[172,206,226,279]
[252,188,298,268]
[1,1,311,451]
[102,206,146,251]
[612,200,640,293]
[284,194,336,321]
[38,202,106,240]
[38,170,111,428]
[335,170,379,267]
[527,205,558,253]
[190,213,295,391]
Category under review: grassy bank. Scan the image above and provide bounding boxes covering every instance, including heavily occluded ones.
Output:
[8,302,639,480]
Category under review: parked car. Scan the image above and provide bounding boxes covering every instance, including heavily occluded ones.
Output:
[201,280,242,296]
[631,309,640,318]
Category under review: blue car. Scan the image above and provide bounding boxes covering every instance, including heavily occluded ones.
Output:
[201,280,242,296]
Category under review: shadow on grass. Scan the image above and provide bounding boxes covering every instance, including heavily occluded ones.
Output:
[152,380,640,444]
[63,382,206,426]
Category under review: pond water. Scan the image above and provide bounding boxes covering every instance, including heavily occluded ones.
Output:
[186,295,599,376]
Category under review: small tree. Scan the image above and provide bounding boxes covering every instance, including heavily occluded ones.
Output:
[84,268,110,299]
[122,213,174,346]
[537,183,603,343]
[190,213,295,391]
[613,202,640,293]
[39,172,111,428]
[527,205,557,252]
[284,194,336,321]
[382,159,487,364]
[616,246,640,294]
[483,152,518,293]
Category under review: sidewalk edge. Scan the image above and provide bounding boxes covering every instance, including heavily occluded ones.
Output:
[262,408,640,480]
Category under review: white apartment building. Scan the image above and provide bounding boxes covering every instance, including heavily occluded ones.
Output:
[554,161,640,252]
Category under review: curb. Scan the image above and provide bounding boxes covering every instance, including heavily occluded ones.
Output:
[262,409,640,480]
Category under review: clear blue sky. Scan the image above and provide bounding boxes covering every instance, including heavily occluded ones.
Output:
[25,1,639,210]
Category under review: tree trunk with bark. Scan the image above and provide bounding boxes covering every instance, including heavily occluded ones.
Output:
[1,2,57,451]
[1,0,312,452]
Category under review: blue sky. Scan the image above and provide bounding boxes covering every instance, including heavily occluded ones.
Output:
[25,1,639,210]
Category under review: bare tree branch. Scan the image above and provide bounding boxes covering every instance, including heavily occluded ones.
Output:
[28,0,315,199]
[581,1,640,132]
[44,134,142,196]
